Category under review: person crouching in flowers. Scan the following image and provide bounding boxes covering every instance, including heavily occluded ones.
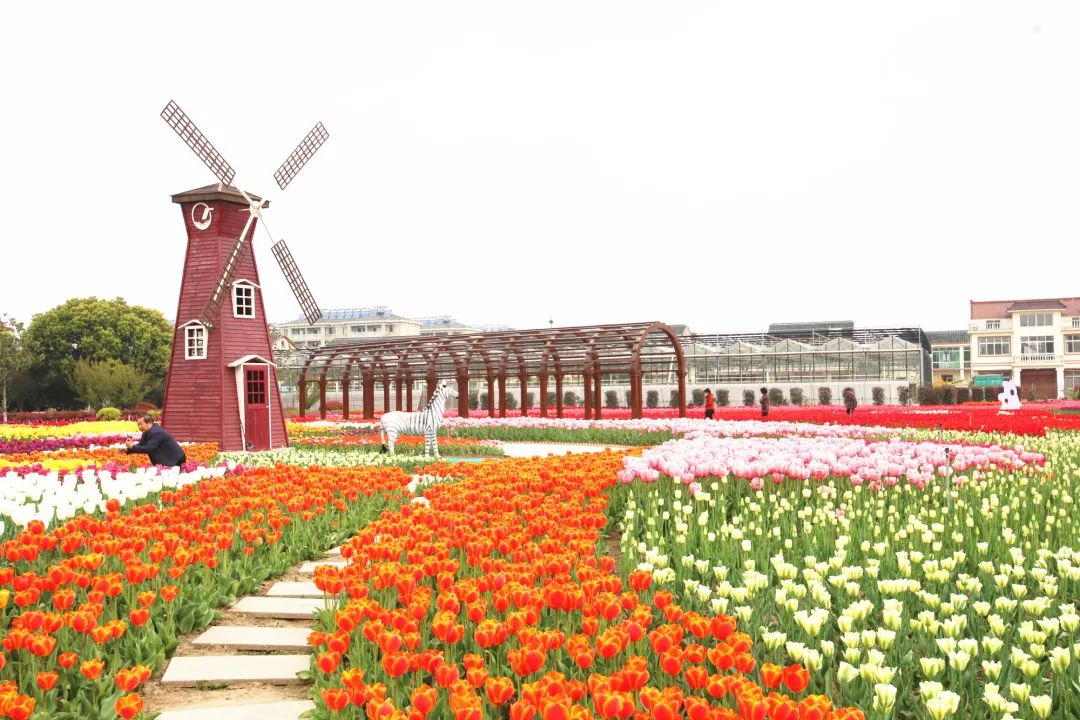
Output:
[126,414,186,467]
[759,387,770,417]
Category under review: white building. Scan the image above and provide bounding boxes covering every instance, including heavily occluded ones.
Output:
[968,297,1080,400]
[273,307,422,350]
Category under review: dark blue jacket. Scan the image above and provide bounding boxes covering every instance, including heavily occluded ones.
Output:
[127,424,187,467]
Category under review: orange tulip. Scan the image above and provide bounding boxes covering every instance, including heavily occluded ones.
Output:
[321,687,350,711]
[4,695,35,720]
[798,695,832,720]
[341,667,365,690]
[782,664,810,694]
[485,676,516,706]
[735,652,756,674]
[115,693,144,720]
[411,684,438,716]
[827,710,865,720]
[760,663,783,689]
[766,693,799,720]
[36,671,59,691]
[382,653,408,678]
[316,650,341,674]
[685,665,709,690]
[684,696,712,720]
[115,665,151,692]
[509,700,537,720]
[81,657,105,681]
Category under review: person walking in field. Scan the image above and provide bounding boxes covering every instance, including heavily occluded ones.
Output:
[759,387,770,417]
[843,387,858,416]
[126,415,187,467]
[703,388,715,419]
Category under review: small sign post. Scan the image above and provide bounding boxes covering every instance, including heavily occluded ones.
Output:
[973,375,1003,387]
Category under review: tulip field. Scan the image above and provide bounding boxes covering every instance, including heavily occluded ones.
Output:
[0,404,1079,719]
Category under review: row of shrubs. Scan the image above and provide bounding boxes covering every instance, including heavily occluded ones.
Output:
[915,384,1003,405]
[306,384,1022,415]
[688,387,902,407]
[2,403,160,424]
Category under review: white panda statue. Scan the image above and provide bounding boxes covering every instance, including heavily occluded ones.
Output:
[998,379,1022,410]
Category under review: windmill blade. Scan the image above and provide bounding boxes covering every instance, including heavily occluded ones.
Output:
[271,239,323,325]
[161,100,237,186]
[199,211,257,327]
[273,122,329,190]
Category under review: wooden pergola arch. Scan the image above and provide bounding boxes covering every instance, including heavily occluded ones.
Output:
[296,322,687,420]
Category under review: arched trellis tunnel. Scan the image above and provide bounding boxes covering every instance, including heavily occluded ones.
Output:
[295,322,687,420]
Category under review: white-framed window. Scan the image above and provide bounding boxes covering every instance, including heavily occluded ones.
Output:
[233,281,255,318]
[1065,335,1080,354]
[985,319,1001,330]
[1066,369,1080,395]
[932,347,962,369]
[185,324,207,360]
[1020,336,1054,355]
[977,336,1010,356]
[1019,313,1054,327]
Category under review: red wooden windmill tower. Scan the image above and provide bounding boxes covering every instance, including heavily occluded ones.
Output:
[159,101,328,451]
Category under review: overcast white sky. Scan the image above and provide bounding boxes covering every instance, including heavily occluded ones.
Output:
[2,2,1078,334]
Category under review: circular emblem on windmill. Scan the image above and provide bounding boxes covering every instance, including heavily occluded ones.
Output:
[191,202,214,231]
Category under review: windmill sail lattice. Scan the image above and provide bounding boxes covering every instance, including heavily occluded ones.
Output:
[160,101,236,186]
[272,239,323,325]
[161,100,328,327]
[274,122,329,190]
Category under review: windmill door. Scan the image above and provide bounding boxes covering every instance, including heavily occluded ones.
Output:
[244,365,270,450]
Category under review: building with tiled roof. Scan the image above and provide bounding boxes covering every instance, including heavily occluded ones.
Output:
[968,296,1080,399]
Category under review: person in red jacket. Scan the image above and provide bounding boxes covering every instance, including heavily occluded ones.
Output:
[703,388,715,419]
[760,387,770,417]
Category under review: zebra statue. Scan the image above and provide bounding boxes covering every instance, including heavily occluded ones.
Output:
[379,381,459,458]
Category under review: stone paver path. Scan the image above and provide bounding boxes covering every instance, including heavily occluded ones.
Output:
[192,626,313,652]
[266,581,324,598]
[230,596,332,619]
[160,655,310,686]
[152,552,347,718]
[299,558,348,574]
[158,700,315,720]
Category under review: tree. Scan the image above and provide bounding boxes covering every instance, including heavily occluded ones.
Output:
[24,297,172,408]
[0,316,32,422]
[70,359,152,409]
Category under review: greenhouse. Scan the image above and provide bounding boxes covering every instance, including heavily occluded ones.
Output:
[683,325,931,386]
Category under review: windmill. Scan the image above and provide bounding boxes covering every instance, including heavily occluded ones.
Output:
[158,100,329,451]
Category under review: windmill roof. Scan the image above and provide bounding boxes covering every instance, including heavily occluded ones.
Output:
[171,183,266,206]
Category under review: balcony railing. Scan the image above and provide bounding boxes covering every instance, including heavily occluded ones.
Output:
[1073,317,1080,329]
[1016,354,1061,365]
[970,319,1010,332]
